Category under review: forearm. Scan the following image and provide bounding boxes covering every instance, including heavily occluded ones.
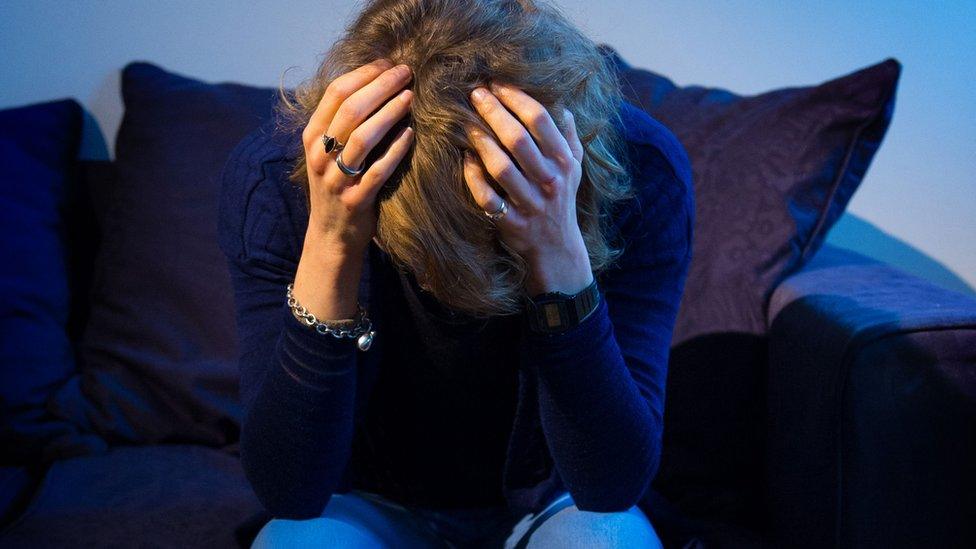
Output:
[523,297,662,512]
[238,230,367,519]
[240,321,358,518]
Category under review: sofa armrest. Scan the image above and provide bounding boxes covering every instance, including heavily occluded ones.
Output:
[764,243,976,548]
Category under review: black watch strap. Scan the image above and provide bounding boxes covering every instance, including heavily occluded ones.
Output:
[524,278,600,334]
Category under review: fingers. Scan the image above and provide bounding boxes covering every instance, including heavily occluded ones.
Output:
[561,108,584,163]
[486,82,575,165]
[304,58,393,174]
[462,150,520,225]
[469,85,552,187]
[337,87,414,170]
[466,126,543,213]
[351,125,415,204]
[326,63,413,147]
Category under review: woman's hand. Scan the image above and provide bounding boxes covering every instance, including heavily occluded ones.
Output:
[302,58,416,259]
[464,82,593,297]
[292,58,415,320]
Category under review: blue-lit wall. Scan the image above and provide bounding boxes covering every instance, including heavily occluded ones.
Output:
[1,0,972,294]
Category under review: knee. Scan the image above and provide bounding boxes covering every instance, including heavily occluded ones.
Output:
[526,505,663,549]
[251,516,382,549]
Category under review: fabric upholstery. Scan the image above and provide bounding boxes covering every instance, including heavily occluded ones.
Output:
[52,62,278,447]
[0,467,33,528]
[0,99,104,464]
[602,44,902,527]
[0,445,264,548]
[766,243,976,548]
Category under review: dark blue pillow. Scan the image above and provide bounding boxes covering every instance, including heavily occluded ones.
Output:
[52,62,278,446]
[0,99,103,463]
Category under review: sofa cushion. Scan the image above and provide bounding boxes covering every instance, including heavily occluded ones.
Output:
[0,445,264,548]
[54,62,278,446]
[602,45,901,528]
[0,99,105,464]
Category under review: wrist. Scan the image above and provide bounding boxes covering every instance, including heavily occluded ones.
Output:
[524,240,593,297]
[295,231,365,320]
[304,227,368,263]
[523,276,601,334]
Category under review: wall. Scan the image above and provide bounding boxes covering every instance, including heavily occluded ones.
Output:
[1,0,972,294]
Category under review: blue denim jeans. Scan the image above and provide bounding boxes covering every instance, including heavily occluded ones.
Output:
[251,489,663,548]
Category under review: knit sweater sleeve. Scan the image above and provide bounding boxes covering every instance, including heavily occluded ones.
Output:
[521,105,695,512]
[216,127,361,519]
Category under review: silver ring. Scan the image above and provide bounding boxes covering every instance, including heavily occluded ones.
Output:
[336,150,365,177]
[321,133,345,154]
[484,198,508,220]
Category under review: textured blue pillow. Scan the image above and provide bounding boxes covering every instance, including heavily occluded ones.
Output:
[0,99,103,463]
[51,62,278,446]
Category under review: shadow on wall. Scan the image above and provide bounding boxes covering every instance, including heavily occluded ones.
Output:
[825,212,975,297]
[79,109,110,161]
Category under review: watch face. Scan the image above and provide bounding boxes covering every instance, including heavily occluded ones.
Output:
[542,302,564,328]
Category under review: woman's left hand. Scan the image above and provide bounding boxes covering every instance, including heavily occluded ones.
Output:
[464,82,594,297]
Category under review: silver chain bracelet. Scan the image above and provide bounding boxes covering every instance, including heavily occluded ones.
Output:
[286,282,376,351]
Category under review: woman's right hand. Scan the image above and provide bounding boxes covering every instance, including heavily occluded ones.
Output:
[301,58,415,258]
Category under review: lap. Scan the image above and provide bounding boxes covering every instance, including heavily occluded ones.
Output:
[251,490,448,548]
[251,489,662,549]
[500,491,663,549]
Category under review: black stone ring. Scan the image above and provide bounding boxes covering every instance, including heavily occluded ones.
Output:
[322,133,345,154]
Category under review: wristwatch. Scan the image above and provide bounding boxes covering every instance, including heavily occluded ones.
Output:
[524,277,601,334]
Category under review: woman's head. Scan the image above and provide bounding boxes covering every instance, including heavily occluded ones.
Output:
[275,0,636,319]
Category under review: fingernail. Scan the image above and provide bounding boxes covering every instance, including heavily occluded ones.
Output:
[471,87,488,101]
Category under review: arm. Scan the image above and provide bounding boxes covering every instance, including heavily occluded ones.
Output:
[522,142,694,512]
[217,132,362,519]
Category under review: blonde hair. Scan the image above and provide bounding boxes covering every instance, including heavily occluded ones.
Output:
[273,0,636,319]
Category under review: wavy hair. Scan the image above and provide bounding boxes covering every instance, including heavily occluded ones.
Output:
[272,0,636,319]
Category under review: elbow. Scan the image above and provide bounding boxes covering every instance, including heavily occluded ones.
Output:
[570,478,648,513]
[569,437,661,513]
[239,421,341,520]
[256,489,334,521]
[633,431,663,506]
[241,450,335,520]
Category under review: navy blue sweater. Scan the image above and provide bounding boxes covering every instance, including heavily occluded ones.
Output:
[216,99,694,520]
[347,256,523,509]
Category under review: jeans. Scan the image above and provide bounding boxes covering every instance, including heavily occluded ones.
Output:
[251,489,663,548]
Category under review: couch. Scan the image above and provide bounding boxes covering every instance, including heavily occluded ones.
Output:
[1,45,974,548]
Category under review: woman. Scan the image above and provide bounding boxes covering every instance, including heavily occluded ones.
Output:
[217,0,694,546]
